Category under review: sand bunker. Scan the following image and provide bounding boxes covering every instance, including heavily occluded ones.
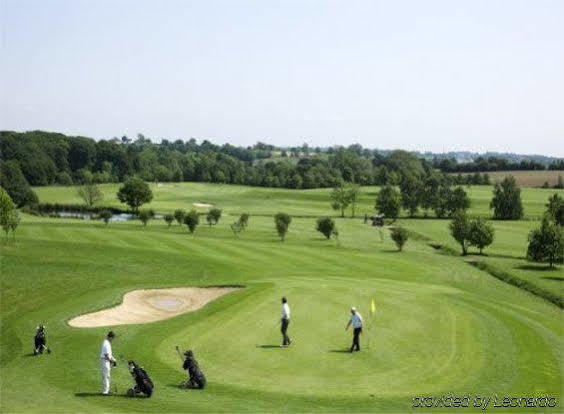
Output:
[68,287,240,328]
[193,202,214,208]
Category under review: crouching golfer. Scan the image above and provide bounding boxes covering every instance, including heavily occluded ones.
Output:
[127,360,154,398]
[345,307,363,352]
[100,331,117,395]
[280,296,291,347]
[181,350,206,389]
[33,325,51,355]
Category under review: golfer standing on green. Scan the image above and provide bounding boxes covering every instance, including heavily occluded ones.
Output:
[345,307,363,352]
[280,297,291,347]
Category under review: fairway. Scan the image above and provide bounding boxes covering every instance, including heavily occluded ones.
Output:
[1,184,563,413]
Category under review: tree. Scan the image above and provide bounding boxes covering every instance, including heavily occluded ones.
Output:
[433,184,452,218]
[239,213,249,229]
[99,210,112,225]
[56,171,73,186]
[77,182,103,207]
[0,187,16,238]
[490,176,523,219]
[375,185,401,221]
[174,209,185,226]
[7,209,20,240]
[274,212,292,241]
[527,216,563,268]
[546,193,564,226]
[206,208,222,226]
[468,217,495,254]
[399,175,421,217]
[183,209,199,233]
[447,186,470,216]
[138,210,151,226]
[0,160,38,207]
[390,227,409,251]
[316,217,338,239]
[449,210,471,255]
[164,214,174,227]
[347,184,360,218]
[330,183,351,218]
[117,177,153,213]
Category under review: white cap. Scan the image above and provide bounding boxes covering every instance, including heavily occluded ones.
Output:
[351,306,356,312]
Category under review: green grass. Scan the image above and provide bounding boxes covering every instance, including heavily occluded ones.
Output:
[2,184,563,412]
[33,183,563,219]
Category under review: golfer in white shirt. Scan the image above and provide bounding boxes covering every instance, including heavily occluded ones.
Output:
[345,307,363,352]
[280,297,292,347]
[100,331,117,395]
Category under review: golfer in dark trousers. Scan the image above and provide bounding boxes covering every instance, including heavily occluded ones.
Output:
[280,297,291,347]
[345,306,363,352]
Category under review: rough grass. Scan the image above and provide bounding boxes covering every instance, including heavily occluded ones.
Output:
[2,184,563,412]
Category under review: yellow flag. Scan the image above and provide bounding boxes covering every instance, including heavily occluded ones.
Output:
[371,299,376,314]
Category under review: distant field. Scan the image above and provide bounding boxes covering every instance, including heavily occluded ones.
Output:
[33,183,563,219]
[452,170,564,187]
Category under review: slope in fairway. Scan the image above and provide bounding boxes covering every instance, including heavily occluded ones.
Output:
[1,187,563,413]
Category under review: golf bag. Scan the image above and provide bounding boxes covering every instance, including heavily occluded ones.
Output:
[33,326,50,355]
[182,350,206,389]
[127,361,154,397]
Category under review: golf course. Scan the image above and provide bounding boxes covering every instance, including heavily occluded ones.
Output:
[1,183,562,412]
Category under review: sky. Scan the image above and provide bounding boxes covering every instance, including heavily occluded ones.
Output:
[1,0,563,156]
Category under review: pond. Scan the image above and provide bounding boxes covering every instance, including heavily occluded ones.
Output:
[53,211,135,221]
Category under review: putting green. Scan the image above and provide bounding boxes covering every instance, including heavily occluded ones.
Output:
[1,185,563,412]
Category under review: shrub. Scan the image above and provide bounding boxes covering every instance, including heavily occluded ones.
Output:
[174,209,185,226]
[274,212,292,241]
[390,227,409,251]
[99,210,112,225]
[77,182,103,207]
[316,217,338,240]
[206,208,222,226]
[468,217,495,254]
[164,214,174,227]
[138,210,151,226]
[449,210,471,255]
[56,171,73,186]
[490,176,523,220]
[183,209,199,233]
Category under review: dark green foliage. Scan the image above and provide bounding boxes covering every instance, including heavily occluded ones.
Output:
[99,210,112,225]
[449,210,471,255]
[206,208,222,226]
[183,209,199,233]
[7,209,20,239]
[490,176,524,220]
[447,186,471,215]
[174,209,185,226]
[239,213,249,229]
[375,185,401,220]
[399,175,422,217]
[527,216,563,268]
[390,227,409,251]
[138,210,151,226]
[56,171,73,186]
[0,160,38,207]
[316,217,338,240]
[0,187,16,237]
[274,212,292,241]
[330,183,351,218]
[117,177,153,212]
[468,217,495,254]
[545,193,563,226]
[164,214,174,227]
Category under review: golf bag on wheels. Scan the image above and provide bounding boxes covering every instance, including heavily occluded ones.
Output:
[127,361,154,398]
[33,325,51,355]
[181,350,206,389]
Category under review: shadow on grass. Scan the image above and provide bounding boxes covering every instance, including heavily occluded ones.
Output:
[381,249,400,253]
[328,349,351,353]
[23,352,36,357]
[256,344,281,349]
[74,392,128,398]
[515,265,557,272]
[541,276,564,282]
